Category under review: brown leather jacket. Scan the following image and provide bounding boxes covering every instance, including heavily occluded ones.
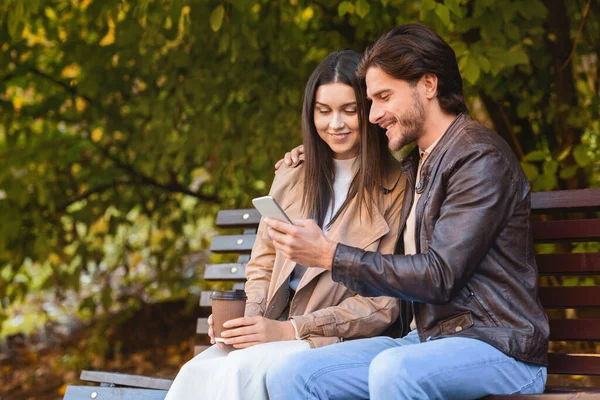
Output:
[332,113,549,365]
[245,160,407,348]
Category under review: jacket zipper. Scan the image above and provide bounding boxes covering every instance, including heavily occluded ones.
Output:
[466,284,499,326]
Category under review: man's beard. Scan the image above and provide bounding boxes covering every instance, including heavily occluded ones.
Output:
[388,90,425,151]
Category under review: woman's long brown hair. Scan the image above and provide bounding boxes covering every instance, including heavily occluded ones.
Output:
[301,50,393,229]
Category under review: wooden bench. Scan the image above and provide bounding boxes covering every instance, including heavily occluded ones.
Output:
[64,209,259,399]
[486,188,600,399]
[64,189,600,399]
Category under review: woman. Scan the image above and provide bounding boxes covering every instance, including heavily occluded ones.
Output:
[165,50,406,400]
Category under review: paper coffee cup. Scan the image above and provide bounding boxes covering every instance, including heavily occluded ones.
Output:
[210,290,247,342]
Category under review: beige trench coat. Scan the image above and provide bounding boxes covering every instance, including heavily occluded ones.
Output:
[245,161,406,348]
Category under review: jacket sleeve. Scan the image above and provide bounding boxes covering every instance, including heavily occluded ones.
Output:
[291,172,406,341]
[244,166,299,317]
[331,144,520,304]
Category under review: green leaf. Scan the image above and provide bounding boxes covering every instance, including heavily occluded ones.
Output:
[559,165,579,180]
[476,55,491,73]
[444,0,463,17]
[434,4,451,26]
[462,62,480,85]
[210,5,225,32]
[573,144,592,167]
[338,1,355,17]
[517,100,531,118]
[524,150,547,162]
[520,162,538,182]
[543,159,558,176]
[356,0,371,18]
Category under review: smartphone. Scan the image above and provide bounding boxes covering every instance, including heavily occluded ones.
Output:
[252,196,294,225]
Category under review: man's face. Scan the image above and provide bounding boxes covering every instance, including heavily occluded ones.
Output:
[366,67,425,151]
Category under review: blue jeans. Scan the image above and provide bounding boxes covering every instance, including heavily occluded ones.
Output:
[266,330,546,399]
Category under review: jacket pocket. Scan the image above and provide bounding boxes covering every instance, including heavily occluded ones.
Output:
[437,311,474,335]
[465,284,500,327]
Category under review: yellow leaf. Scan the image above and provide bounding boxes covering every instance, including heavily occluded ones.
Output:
[61,63,81,79]
[71,163,81,175]
[75,97,87,112]
[58,384,68,396]
[99,16,116,46]
[301,7,314,21]
[1,43,9,51]
[49,253,61,265]
[91,127,103,142]
[12,96,22,111]
[80,0,93,9]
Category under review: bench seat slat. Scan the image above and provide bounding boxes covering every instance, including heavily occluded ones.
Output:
[210,235,256,253]
[549,319,600,341]
[204,263,246,280]
[79,370,173,390]
[537,253,600,275]
[531,188,600,213]
[485,393,600,399]
[548,353,600,375]
[532,220,600,243]
[64,386,167,399]
[539,286,600,308]
[216,209,261,228]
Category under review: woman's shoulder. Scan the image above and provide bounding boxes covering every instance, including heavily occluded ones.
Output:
[380,156,405,195]
[269,163,305,202]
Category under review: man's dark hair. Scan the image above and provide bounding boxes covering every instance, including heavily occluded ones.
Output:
[358,23,467,115]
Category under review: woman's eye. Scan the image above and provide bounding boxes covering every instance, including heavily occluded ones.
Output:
[317,109,330,114]
[345,108,357,114]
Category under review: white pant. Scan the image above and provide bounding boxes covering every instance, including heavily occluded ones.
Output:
[165,340,310,400]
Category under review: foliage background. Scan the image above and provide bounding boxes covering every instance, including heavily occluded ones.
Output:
[0,0,599,397]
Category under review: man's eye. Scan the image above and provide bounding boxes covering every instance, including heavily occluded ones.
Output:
[380,95,389,101]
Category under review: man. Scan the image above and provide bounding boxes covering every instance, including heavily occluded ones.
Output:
[262,24,549,399]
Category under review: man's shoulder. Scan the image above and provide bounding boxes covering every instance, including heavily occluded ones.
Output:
[452,120,519,166]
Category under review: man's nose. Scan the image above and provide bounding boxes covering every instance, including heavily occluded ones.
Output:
[369,105,383,125]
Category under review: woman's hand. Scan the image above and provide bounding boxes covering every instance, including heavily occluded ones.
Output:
[274,145,305,170]
[220,316,296,349]
[207,314,226,349]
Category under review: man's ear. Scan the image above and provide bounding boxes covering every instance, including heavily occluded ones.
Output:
[421,73,438,100]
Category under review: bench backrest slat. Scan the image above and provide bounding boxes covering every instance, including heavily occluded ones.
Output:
[547,354,600,376]
[531,188,600,213]
[209,235,256,253]
[537,253,600,275]
[532,220,600,243]
[548,319,600,341]
[539,286,600,308]
[204,263,247,281]
[216,209,261,228]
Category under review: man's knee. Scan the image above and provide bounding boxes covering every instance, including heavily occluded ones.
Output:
[369,347,430,398]
[266,353,306,396]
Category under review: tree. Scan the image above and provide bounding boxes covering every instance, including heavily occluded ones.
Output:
[0,0,598,325]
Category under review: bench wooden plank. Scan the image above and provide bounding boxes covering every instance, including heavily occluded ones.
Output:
[216,209,261,228]
[539,286,600,308]
[486,393,600,399]
[537,253,600,275]
[204,263,246,280]
[210,235,256,253]
[548,353,600,375]
[80,370,173,390]
[197,318,209,334]
[531,188,600,213]
[532,220,600,243]
[549,319,600,341]
[64,386,167,399]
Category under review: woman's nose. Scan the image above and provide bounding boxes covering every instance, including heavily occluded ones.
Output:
[329,113,345,129]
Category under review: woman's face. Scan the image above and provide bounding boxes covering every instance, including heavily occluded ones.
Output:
[313,82,360,160]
